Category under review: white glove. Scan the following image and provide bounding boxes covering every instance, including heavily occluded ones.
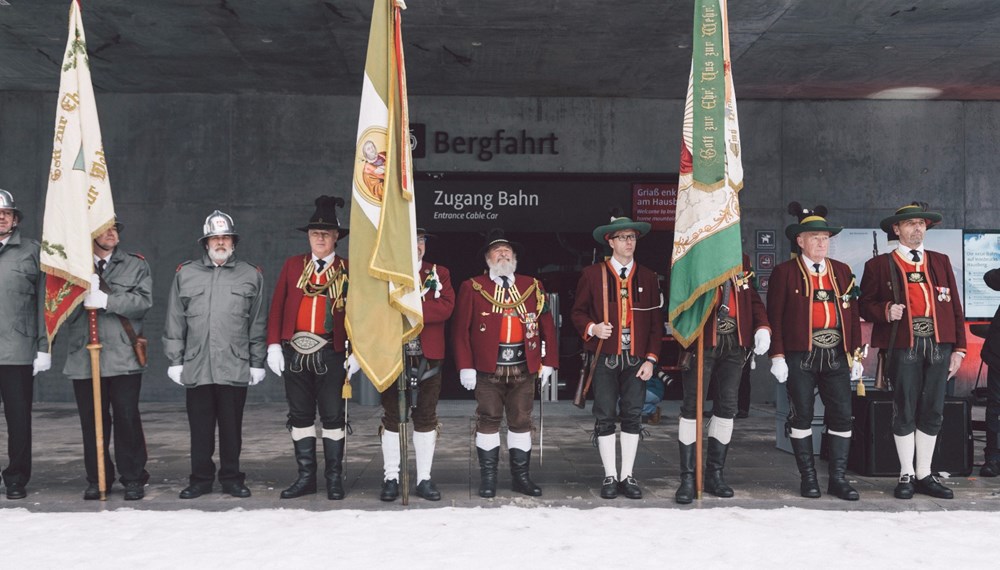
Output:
[539,365,554,388]
[770,357,788,384]
[83,273,109,310]
[32,352,52,376]
[753,329,771,355]
[345,354,360,378]
[460,368,477,390]
[266,344,285,376]
[851,360,864,381]
[168,365,184,386]
[249,367,266,386]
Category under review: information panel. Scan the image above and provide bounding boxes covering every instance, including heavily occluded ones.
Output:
[964,231,1000,320]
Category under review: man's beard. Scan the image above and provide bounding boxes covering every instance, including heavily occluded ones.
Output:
[208,245,234,264]
[487,257,517,277]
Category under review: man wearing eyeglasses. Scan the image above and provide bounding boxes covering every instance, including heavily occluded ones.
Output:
[571,214,662,500]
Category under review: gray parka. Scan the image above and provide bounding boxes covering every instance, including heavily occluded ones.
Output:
[62,248,153,379]
[0,228,48,365]
[162,253,267,386]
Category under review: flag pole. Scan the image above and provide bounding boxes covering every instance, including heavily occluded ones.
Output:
[695,333,704,500]
[397,347,410,505]
[85,307,107,500]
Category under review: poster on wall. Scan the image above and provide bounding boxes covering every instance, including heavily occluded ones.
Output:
[631,182,677,230]
[963,231,1000,320]
[826,228,964,314]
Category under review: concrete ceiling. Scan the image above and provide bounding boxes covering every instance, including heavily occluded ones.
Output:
[2,0,1000,100]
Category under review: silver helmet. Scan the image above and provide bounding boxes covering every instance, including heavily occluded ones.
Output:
[200,209,239,243]
[0,189,20,222]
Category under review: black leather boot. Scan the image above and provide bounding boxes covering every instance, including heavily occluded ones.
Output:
[280,437,318,499]
[509,448,542,496]
[826,435,859,501]
[477,446,499,498]
[705,437,735,498]
[790,436,821,498]
[675,442,696,504]
[323,437,346,500]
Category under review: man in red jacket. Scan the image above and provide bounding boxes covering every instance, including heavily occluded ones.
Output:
[266,196,351,500]
[768,206,863,501]
[674,253,770,504]
[452,229,557,498]
[378,229,455,502]
[571,215,662,500]
[860,202,965,500]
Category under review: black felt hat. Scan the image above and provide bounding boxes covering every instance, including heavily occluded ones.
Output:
[477,228,522,258]
[298,195,348,237]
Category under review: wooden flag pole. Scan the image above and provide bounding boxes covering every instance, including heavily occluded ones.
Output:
[695,333,704,500]
[85,307,107,501]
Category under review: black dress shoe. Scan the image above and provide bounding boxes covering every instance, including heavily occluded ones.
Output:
[894,475,914,499]
[618,476,643,499]
[84,483,101,501]
[5,483,26,500]
[600,476,618,499]
[913,474,954,499]
[222,482,252,498]
[123,481,145,501]
[415,479,441,501]
[380,479,399,502]
[179,483,213,499]
[981,459,1000,478]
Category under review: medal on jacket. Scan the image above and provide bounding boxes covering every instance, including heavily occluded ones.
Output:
[523,312,538,339]
[936,286,951,302]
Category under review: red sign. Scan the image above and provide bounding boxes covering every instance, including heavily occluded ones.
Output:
[632,183,677,231]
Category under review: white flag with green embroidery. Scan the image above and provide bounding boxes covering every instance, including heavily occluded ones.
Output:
[346,0,423,392]
[40,0,117,342]
[669,0,744,348]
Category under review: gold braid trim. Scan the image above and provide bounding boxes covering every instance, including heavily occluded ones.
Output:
[471,279,537,311]
[296,256,348,309]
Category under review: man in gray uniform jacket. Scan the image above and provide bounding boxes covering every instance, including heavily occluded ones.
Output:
[62,219,152,501]
[163,210,267,499]
[0,189,50,500]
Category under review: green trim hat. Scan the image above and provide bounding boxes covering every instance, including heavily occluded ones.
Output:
[879,202,943,236]
[785,215,843,240]
[592,214,651,244]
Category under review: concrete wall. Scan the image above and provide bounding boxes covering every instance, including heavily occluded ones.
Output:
[1,92,996,402]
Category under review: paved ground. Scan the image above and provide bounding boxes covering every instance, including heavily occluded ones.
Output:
[2,400,998,512]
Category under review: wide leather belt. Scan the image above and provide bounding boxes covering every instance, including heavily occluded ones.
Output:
[811,328,842,349]
[717,317,737,335]
[290,331,330,355]
[497,342,526,366]
[912,317,935,338]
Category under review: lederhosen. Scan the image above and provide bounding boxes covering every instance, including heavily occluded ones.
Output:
[890,251,952,436]
[592,262,646,436]
[284,258,348,431]
[785,262,853,432]
[681,274,753,421]
[474,277,538,435]
[380,333,443,433]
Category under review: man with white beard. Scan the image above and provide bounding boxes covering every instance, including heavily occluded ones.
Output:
[163,210,267,499]
[452,229,557,498]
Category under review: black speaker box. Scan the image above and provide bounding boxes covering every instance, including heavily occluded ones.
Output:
[848,392,973,477]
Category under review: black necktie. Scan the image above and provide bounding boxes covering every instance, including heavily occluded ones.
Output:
[619,267,627,280]
[910,249,920,263]
[812,263,820,274]
[97,259,107,276]
[316,259,326,272]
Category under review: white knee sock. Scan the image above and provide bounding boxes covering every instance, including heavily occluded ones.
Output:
[620,432,640,480]
[678,418,697,445]
[507,430,532,452]
[708,416,734,445]
[413,430,436,482]
[828,429,852,439]
[381,430,400,482]
[597,435,617,477]
[475,432,501,451]
[322,428,345,441]
[790,427,813,440]
[894,432,915,477]
[914,430,937,479]
[290,426,315,441]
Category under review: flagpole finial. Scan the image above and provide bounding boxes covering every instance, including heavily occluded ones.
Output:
[395,0,407,10]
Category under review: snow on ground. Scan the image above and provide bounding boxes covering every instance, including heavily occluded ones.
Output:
[3,506,996,568]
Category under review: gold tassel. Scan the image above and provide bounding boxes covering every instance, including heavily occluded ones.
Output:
[342,377,352,399]
[856,379,866,397]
